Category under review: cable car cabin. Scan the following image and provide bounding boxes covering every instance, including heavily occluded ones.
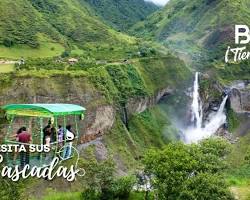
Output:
[1,104,86,167]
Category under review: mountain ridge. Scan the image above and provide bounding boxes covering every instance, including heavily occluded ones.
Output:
[131,0,250,81]
[84,0,159,31]
[0,0,150,59]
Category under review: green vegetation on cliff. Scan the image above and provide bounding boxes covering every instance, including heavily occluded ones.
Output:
[8,56,190,105]
[132,0,250,82]
[132,0,250,49]
[0,0,140,59]
[84,0,158,31]
[0,54,191,180]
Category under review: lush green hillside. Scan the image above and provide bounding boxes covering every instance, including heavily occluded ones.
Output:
[0,0,140,59]
[0,0,61,48]
[132,0,250,81]
[133,0,250,47]
[84,0,159,31]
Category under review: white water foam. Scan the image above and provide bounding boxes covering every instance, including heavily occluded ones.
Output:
[184,72,228,143]
[191,72,203,129]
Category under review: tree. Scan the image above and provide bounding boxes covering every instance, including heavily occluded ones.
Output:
[80,159,135,200]
[0,172,21,200]
[3,39,14,47]
[143,138,234,200]
[110,176,136,199]
[179,173,234,200]
[61,51,70,58]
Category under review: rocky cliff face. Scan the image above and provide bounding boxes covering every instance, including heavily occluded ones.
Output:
[0,76,110,143]
[126,87,173,116]
[197,77,250,115]
[228,81,250,113]
[0,76,174,144]
[0,57,191,148]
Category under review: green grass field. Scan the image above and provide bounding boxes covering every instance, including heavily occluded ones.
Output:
[0,64,14,73]
[42,192,81,200]
[0,42,65,59]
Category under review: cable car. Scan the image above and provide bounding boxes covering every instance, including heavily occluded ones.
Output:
[1,104,86,167]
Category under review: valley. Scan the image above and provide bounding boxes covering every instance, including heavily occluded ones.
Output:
[0,0,249,199]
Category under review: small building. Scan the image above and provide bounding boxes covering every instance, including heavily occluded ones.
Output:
[68,58,78,64]
[96,60,107,65]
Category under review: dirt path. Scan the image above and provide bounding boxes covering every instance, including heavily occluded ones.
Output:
[0,60,18,65]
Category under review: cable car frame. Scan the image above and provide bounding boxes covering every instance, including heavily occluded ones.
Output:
[1,104,86,167]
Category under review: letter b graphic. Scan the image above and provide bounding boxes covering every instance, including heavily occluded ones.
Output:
[235,25,250,44]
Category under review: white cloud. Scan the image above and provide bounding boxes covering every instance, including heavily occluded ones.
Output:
[145,0,169,6]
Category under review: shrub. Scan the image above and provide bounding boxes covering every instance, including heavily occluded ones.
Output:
[61,51,70,58]
[144,139,234,199]
[81,188,100,200]
[112,176,136,199]
[3,38,14,47]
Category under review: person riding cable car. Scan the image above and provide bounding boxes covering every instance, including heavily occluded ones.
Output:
[1,104,86,167]
[63,125,75,159]
[17,127,32,168]
[57,125,64,148]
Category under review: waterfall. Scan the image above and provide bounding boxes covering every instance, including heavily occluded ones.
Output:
[218,95,228,114]
[184,72,228,143]
[191,72,203,129]
[202,95,228,135]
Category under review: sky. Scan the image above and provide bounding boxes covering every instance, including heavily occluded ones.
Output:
[145,0,169,6]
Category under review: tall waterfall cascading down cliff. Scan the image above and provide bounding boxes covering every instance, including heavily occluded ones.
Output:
[191,72,203,129]
[184,72,228,143]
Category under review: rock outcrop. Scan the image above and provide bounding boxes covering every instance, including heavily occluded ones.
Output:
[126,87,172,116]
[228,81,250,113]
[0,76,173,144]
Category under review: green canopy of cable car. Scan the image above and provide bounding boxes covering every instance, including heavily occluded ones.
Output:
[2,104,86,117]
